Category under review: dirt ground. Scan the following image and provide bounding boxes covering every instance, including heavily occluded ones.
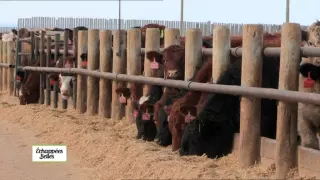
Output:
[0,91,313,180]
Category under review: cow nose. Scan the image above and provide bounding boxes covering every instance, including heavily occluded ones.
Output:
[62,89,68,94]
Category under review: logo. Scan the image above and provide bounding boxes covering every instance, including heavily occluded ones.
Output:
[32,145,67,162]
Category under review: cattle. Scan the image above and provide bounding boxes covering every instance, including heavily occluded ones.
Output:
[14,27,85,104]
[298,59,320,150]
[133,85,163,140]
[167,59,213,150]
[175,29,314,158]
[48,56,77,100]
[19,60,41,105]
[178,53,281,158]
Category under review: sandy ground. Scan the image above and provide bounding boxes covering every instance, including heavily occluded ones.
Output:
[0,91,313,180]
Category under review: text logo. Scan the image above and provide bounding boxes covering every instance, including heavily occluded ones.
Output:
[32,145,67,162]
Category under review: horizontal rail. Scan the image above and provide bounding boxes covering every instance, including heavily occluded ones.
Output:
[0,63,15,68]
[21,66,320,106]
[31,47,320,57]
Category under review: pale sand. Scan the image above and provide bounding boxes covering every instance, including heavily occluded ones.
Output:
[0,92,312,180]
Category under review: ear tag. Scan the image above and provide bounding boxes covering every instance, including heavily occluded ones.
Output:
[133,110,139,118]
[82,60,88,67]
[304,72,315,88]
[16,75,21,82]
[50,79,56,85]
[150,57,159,69]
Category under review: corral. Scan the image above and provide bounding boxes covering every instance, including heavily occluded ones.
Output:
[0,22,320,179]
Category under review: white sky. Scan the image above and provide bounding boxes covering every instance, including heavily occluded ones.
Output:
[0,0,317,26]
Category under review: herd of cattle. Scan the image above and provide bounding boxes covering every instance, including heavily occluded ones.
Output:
[1,22,320,159]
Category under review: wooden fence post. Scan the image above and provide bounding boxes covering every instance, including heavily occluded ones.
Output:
[29,32,35,64]
[212,26,231,83]
[144,28,160,95]
[86,29,100,115]
[98,30,112,118]
[7,41,14,96]
[62,30,69,109]
[72,29,78,109]
[39,31,45,104]
[164,28,180,47]
[185,28,202,81]
[111,30,127,120]
[76,30,88,114]
[0,41,2,91]
[239,24,264,168]
[2,41,7,91]
[275,23,301,179]
[53,34,60,109]
[45,36,51,106]
[126,28,142,122]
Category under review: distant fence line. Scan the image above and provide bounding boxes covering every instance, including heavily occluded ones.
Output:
[0,17,309,35]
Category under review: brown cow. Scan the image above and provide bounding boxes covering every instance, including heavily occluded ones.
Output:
[19,60,41,105]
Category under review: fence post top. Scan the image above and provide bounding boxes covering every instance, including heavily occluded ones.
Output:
[146,28,160,32]
[88,29,99,32]
[186,28,202,32]
[127,28,141,33]
[165,28,180,31]
[213,26,230,33]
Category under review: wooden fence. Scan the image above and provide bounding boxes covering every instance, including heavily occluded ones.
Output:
[0,23,320,179]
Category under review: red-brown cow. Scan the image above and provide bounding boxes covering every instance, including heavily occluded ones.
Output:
[19,60,41,105]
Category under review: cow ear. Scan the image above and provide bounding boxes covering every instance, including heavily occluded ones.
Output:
[146,51,163,64]
[301,30,309,42]
[80,53,87,62]
[115,87,131,98]
[299,63,316,78]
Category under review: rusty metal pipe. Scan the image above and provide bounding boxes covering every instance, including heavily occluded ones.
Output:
[20,66,320,106]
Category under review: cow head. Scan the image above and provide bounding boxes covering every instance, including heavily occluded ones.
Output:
[179,104,197,123]
[16,71,25,83]
[138,96,155,121]
[58,74,76,99]
[146,45,185,80]
[48,57,76,99]
[80,53,88,68]
[115,86,131,105]
[307,20,320,47]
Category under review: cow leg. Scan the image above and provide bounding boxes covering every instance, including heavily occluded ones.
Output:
[158,109,172,146]
[135,112,144,139]
[154,126,160,143]
[299,117,319,150]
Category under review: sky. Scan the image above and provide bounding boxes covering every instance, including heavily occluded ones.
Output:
[0,0,318,27]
